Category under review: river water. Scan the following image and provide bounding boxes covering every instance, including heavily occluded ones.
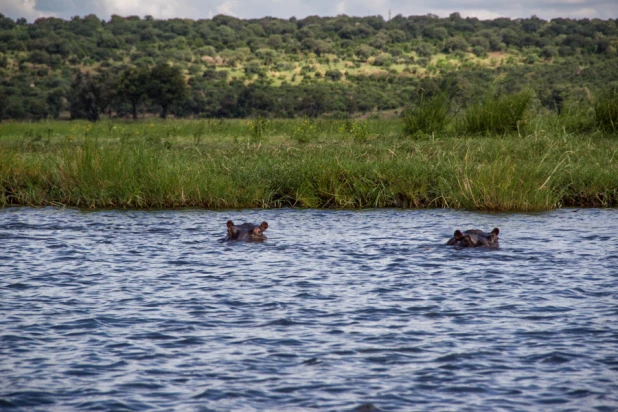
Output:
[1,207,617,411]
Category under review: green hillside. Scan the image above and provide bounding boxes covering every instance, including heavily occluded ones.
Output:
[0,12,617,120]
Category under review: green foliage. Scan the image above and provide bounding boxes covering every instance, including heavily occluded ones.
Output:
[267,35,283,49]
[595,88,618,133]
[325,69,342,81]
[539,46,558,60]
[372,53,392,67]
[45,87,66,119]
[403,90,452,136]
[554,101,596,134]
[300,64,315,75]
[354,44,375,61]
[244,60,264,77]
[255,48,278,65]
[147,63,188,118]
[0,87,7,121]
[469,36,489,50]
[248,115,268,141]
[291,117,319,143]
[0,13,616,121]
[422,26,448,41]
[472,46,487,58]
[444,37,469,53]
[460,88,534,135]
[115,67,149,119]
[414,43,434,58]
[202,68,229,81]
[1,120,617,210]
[344,119,371,142]
[69,71,114,121]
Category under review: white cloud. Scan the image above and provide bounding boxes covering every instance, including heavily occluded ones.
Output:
[215,0,239,16]
[546,0,589,4]
[562,7,599,17]
[1,0,54,20]
[1,0,617,21]
[334,0,347,15]
[458,9,505,19]
[100,0,189,19]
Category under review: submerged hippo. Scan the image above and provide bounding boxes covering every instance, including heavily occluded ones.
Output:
[225,220,268,242]
[447,228,500,248]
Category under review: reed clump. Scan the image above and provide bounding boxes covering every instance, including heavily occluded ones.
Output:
[402,90,453,137]
[595,88,618,133]
[554,101,597,134]
[460,88,534,135]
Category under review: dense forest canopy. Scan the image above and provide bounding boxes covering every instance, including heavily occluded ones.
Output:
[0,12,617,120]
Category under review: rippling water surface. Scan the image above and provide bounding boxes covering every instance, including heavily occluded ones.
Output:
[1,207,617,411]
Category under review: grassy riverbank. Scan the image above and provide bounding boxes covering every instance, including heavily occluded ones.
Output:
[1,119,617,211]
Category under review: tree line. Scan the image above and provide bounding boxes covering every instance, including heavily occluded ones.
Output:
[0,12,617,120]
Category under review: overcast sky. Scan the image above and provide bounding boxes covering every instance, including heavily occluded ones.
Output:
[2,0,617,22]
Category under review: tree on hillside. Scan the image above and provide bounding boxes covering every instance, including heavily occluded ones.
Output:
[414,43,434,58]
[46,87,66,119]
[69,71,114,121]
[354,44,375,61]
[147,63,187,119]
[116,67,149,119]
[0,87,6,121]
[443,37,469,53]
[267,35,283,49]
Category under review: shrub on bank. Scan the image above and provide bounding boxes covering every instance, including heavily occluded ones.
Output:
[460,89,534,135]
[402,90,453,137]
[595,88,618,133]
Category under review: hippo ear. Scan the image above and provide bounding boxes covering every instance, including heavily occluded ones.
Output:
[454,230,463,240]
[226,220,237,237]
[492,228,500,236]
[260,221,268,231]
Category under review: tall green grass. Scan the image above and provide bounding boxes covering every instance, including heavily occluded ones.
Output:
[595,88,618,133]
[555,101,597,134]
[1,119,617,211]
[460,89,534,135]
[402,90,453,137]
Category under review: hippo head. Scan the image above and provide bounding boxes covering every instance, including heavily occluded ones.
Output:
[448,227,499,248]
[452,229,478,247]
[226,220,268,242]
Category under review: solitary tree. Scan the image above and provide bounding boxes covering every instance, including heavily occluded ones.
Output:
[354,44,375,61]
[0,87,6,121]
[116,67,149,119]
[69,72,114,121]
[443,37,469,53]
[46,87,66,119]
[148,63,187,119]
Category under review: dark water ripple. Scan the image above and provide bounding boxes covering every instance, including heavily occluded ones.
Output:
[1,207,618,411]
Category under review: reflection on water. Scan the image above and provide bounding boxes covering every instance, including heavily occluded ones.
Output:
[1,207,617,411]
